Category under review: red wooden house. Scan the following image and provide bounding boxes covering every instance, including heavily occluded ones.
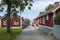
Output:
[32,16,40,27]
[32,18,39,26]
[0,14,22,27]
[33,2,60,28]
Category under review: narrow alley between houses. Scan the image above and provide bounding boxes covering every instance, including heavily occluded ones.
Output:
[16,26,54,40]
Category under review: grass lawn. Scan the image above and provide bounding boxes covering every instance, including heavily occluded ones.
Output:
[0,28,22,40]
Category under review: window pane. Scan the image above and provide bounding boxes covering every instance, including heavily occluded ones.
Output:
[14,20,19,25]
[43,17,45,24]
[46,15,49,20]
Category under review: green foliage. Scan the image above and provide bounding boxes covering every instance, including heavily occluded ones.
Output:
[54,13,60,25]
[0,7,4,12]
[0,0,33,13]
[0,28,22,40]
[12,7,18,16]
[45,4,54,11]
[24,19,30,26]
[0,4,4,12]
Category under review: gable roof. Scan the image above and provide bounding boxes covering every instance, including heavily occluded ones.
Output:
[39,5,60,17]
[52,6,60,12]
[1,14,21,19]
[34,2,60,19]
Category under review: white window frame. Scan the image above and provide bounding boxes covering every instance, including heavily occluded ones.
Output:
[14,20,19,25]
[0,19,1,27]
[46,15,49,20]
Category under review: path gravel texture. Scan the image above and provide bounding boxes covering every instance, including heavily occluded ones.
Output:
[16,26,54,40]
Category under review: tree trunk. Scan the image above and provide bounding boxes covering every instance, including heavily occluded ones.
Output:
[7,3,11,33]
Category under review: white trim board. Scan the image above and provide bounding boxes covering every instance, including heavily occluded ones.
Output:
[52,6,60,12]
[0,19,1,27]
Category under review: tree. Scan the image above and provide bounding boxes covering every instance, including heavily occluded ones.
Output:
[24,18,30,26]
[54,13,60,25]
[22,18,30,29]
[0,0,33,33]
[45,4,54,11]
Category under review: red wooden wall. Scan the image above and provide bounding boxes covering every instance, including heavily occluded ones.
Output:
[1,16,20,27]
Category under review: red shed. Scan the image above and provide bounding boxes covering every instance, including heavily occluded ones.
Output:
[1,14,21,27]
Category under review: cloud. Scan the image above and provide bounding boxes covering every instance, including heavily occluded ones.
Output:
[31,1,53,11]
[26,0,60,12]
[25,1,54,12]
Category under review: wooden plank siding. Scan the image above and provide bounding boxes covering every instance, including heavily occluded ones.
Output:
[1,16,21,27]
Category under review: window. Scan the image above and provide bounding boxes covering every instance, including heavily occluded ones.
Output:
[41,18,43,23]
[3,20,7,25]
[43,17,45,24]
[40,18,41,23]
[14,20,19,25]
[46,15,49,20]
[38,19,39,23]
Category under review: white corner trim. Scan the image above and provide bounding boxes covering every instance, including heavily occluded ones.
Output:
[0,19,1,27]
[53,12,56,17]
[52,6,60,12]
[20,17,22,28]
[46,15,49,20]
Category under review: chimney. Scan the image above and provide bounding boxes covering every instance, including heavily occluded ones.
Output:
[54,2,60,7]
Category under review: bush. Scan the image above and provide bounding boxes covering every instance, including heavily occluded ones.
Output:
[54,13,60,25]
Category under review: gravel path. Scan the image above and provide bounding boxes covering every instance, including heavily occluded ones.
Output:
[16,26,54,40]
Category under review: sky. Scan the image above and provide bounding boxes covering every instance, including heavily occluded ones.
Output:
[0,0,60,23]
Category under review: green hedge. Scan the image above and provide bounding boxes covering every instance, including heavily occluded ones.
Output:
[54,13,60,25]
